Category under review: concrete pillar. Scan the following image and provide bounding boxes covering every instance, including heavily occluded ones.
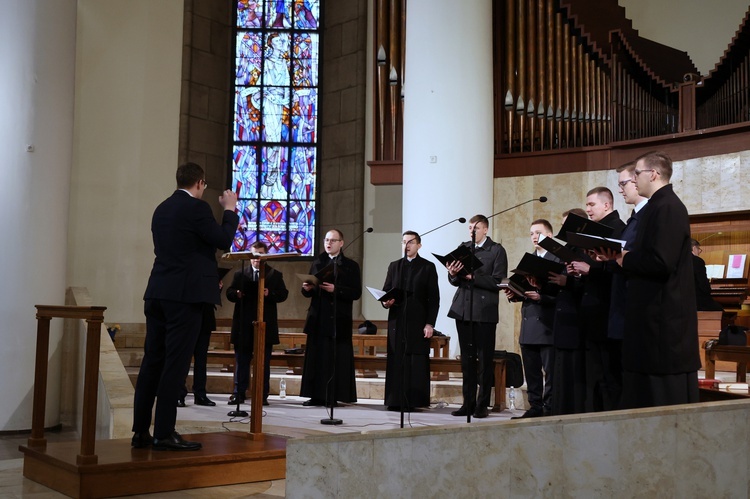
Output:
[402,0,494,352]
[0,0,77,430]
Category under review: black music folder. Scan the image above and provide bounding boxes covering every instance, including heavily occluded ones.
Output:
[297,261,337,285]
[366,286,408,302]
[555,212,614,242]
[510,252,565,281]
[536,234,585,263]
[565,232,626,253]
[433,245,483,277]
[498,273,536,297]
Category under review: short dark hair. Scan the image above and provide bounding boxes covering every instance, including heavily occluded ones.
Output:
[403,230,421,244]
[616,161,635,173]
[531,219,553,234]
[562,208,587,219]
[176,162,205,189]
[586,186,614,204]
[328,228,344,240]
[635,151,673,180]
[469,214,489,227]
[251,241,268,252]
[690,238,700,248]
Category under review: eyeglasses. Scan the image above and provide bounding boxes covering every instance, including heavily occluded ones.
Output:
[617,179,634,188]
[201,179,208,188]
[324,238,342,243]
[634,168,657,177]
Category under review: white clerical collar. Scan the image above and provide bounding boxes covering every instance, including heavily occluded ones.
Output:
[179,188,195,198]
[634,199,648,213]
[475,238,487,248]
[536,249,547,258]
[406,256,416,262]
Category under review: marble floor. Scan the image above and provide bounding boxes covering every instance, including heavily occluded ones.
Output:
[2,371,739,498]
[0,389,522,498]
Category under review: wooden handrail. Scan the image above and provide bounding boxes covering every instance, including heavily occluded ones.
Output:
[31,305,106,465]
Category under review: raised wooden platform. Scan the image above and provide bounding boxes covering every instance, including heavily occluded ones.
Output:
[18,431,286,498]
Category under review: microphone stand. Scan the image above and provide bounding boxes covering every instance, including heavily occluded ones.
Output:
[398,244,410,428]
[321,255,342,425]
[486,198,547,222]
[421,217,466,238]
[228,259,249,418]
[466,227,477,423]
[320,227,371,426]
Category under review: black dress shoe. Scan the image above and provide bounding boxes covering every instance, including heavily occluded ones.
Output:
[302,398,325,406]
[228,394,245,405]
[451,406,474,417]
[152,432,202,451]
[176,398,186,407]
[195,395,216,406]
[511,407,544,419]
[473,407,489,419]
[131,432,153,448]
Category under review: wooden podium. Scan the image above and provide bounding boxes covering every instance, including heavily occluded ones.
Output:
[221,250,297,437]
[19,267,291,498]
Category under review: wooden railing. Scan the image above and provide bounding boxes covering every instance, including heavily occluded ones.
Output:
[28,305,106,465]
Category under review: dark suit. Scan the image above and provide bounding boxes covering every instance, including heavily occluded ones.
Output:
[300,252,362,404]
[621,184,701,408]
[134,190,238,439]
[518,251,560,414]
[179,305,216,401]
[579,210,625,412]
[447,237,508,411]
[382,255,440,409]
[551,271,586,415]
[226,265,288,399]
[693,255,723,311]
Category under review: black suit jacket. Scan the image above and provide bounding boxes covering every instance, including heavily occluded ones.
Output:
[692,255,723,311]
[226,265,289,352]
[447,237,508,323]
[383,255,440,355]
[577,210,626,341]
[518,252,560,345]
[622,184,700,374]
[302,252,362,338]
[144,190,239,305]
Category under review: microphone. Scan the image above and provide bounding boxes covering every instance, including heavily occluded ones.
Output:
[340,227,374,255]
[420,217,467,238]
[486,197,548,220]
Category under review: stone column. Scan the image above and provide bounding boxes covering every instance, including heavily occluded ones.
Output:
[0,0,77,430]
[402,0,494,351]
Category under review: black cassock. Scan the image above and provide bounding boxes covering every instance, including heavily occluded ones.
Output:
[300,252,361,404]
[382,255,440,409]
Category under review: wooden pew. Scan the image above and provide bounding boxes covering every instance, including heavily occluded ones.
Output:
[704,341,750,383]
[205,349,507,412]
[697,311,724,370]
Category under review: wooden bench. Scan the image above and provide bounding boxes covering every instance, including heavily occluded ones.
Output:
[210,318,452,380]
[697,311,725,370]
[704,341,750,382]
[205,350,508,412]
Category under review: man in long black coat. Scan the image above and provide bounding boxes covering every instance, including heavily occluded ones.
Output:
[300,229,362,406]
[133,162,238,451]
[226,241,288,405]
[569,186,626,412]
[381,231,440,411]
[617,151,700,408]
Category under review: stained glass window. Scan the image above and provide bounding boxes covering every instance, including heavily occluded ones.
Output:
[231,0,320,255]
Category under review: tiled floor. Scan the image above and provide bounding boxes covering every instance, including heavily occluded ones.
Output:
[2,371,740,497]
[0,392,519,498]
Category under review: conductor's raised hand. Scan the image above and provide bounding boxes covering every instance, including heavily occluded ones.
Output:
[220,189,238,211]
